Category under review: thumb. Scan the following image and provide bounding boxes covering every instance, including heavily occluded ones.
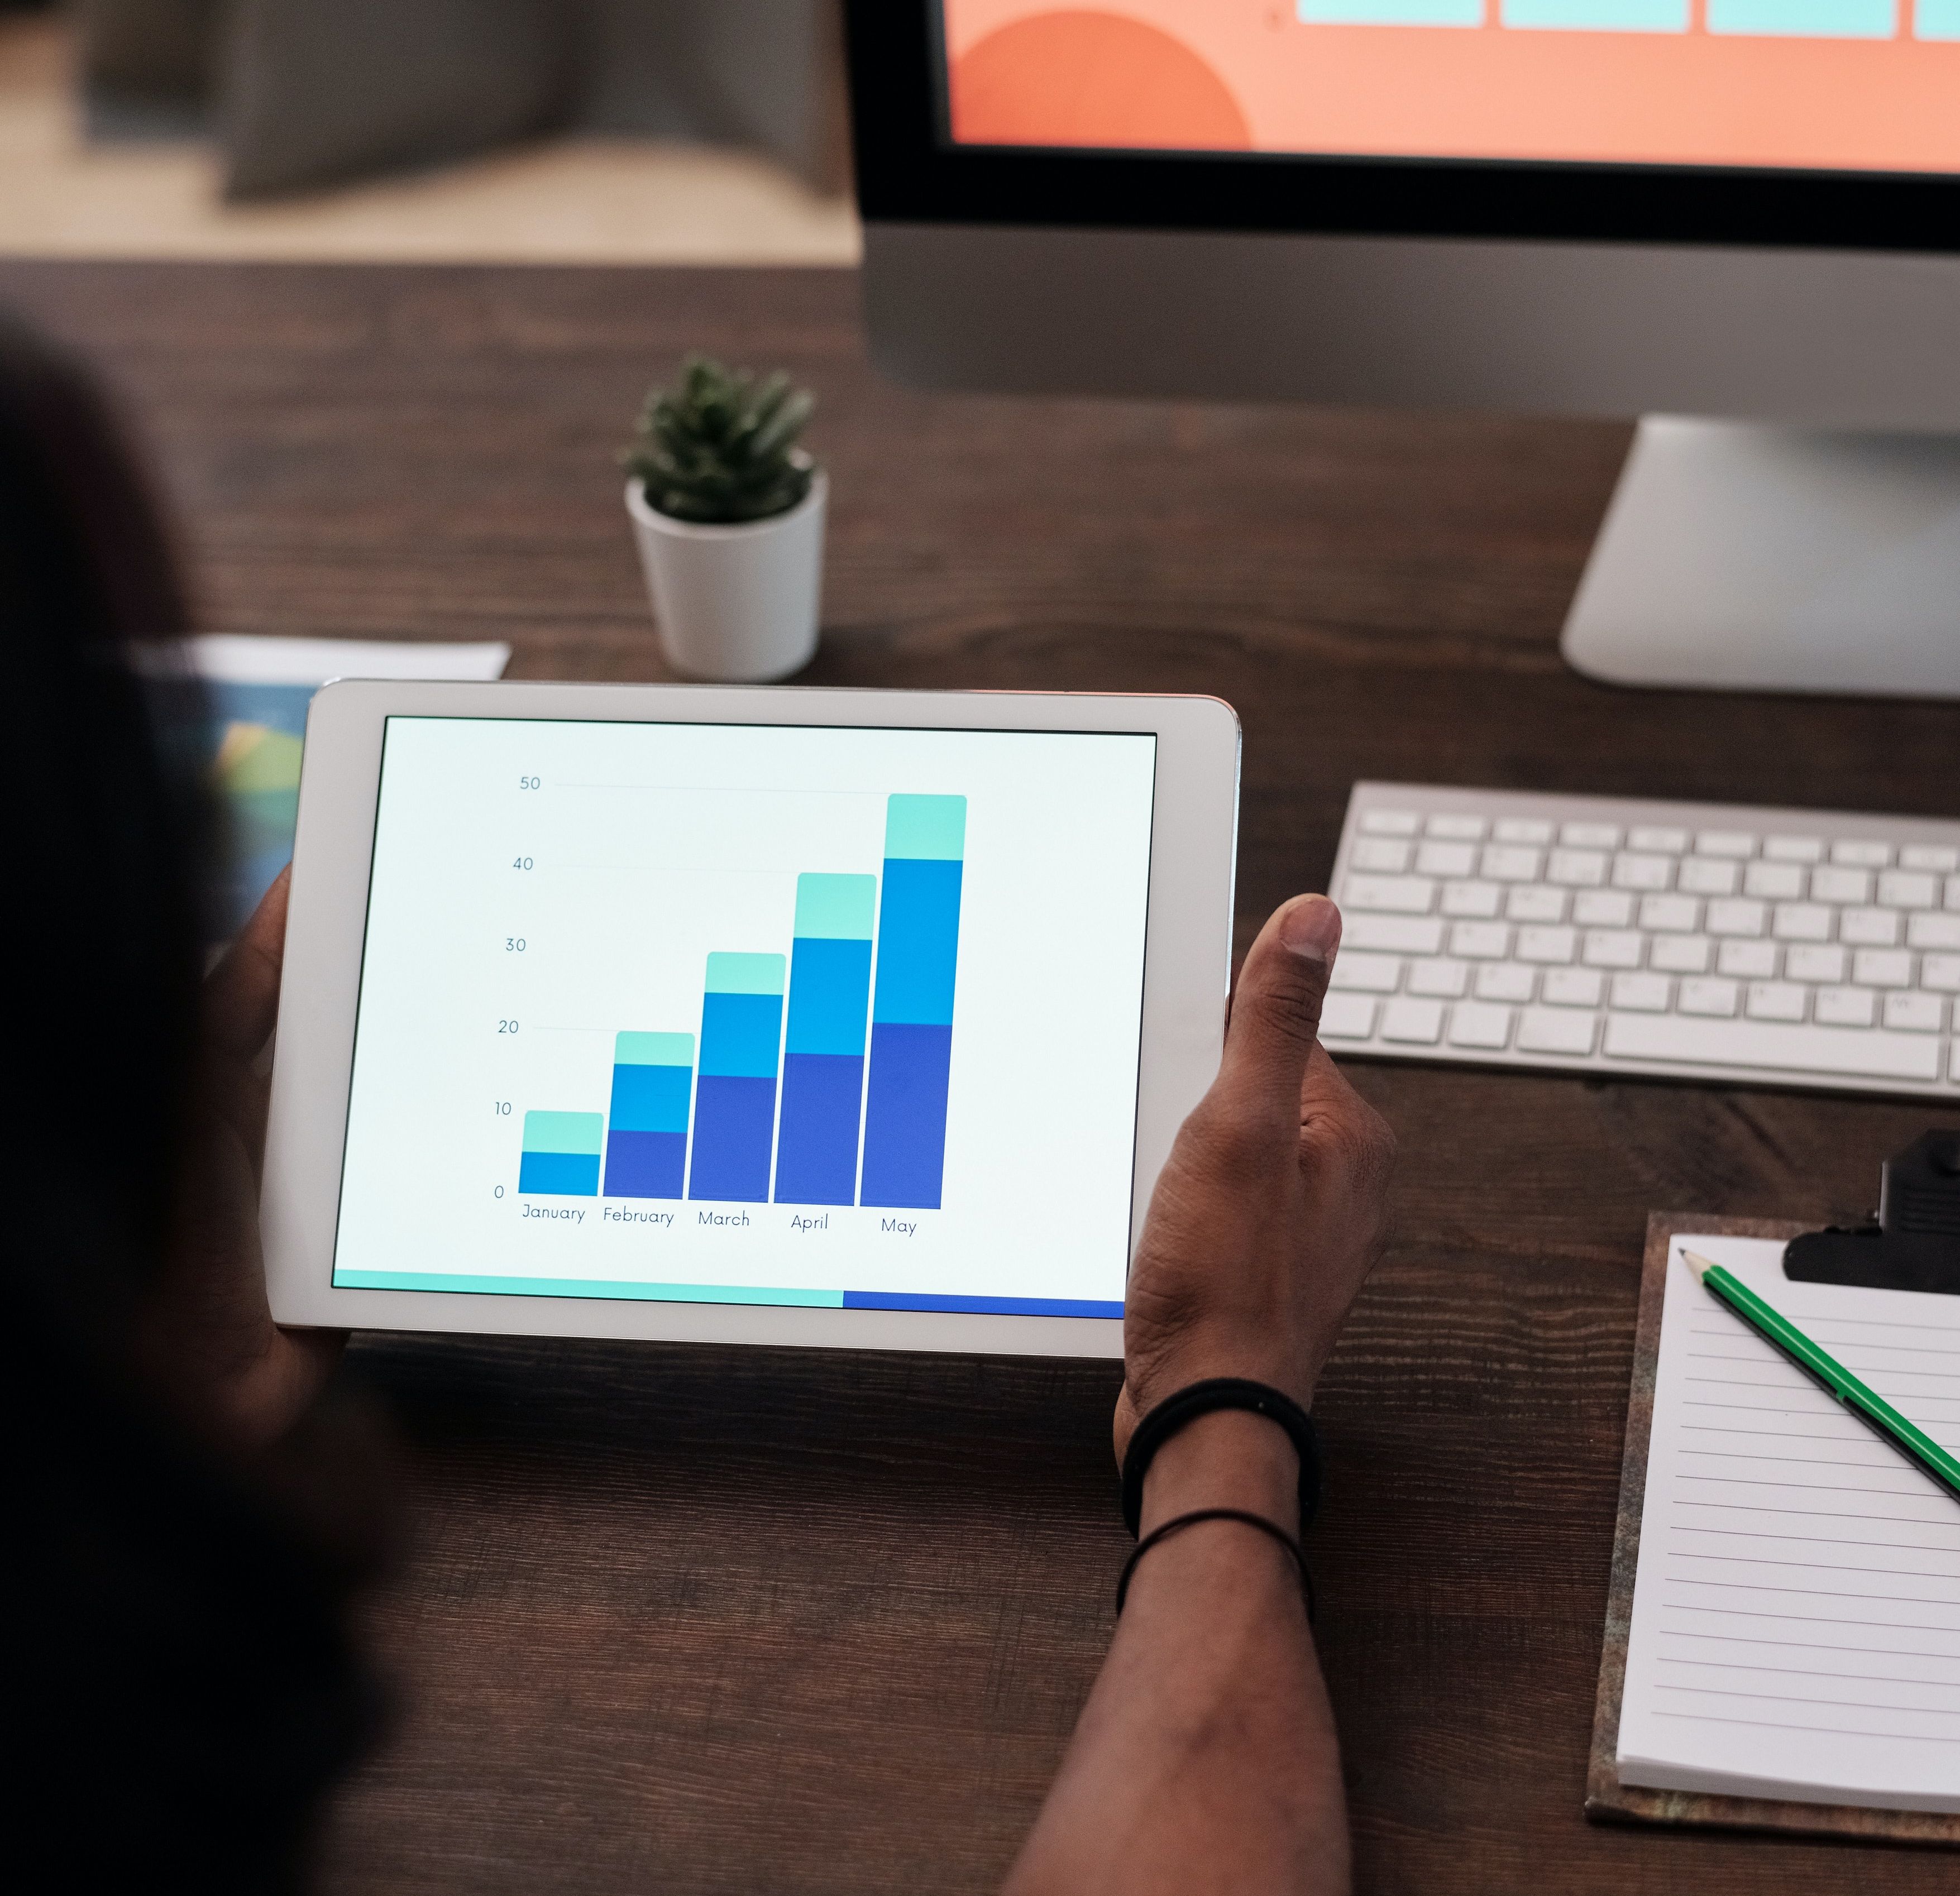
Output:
[1215,894,1342,1124]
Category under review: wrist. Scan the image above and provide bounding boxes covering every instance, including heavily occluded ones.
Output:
[1139,1409,1301,1538]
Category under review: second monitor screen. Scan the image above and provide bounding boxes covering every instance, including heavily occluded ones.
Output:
[939,0,1959,176]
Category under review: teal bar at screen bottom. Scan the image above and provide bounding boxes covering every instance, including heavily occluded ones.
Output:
[334,1270,844,1305]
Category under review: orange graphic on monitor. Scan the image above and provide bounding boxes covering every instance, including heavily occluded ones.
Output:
[951,11,1253,150]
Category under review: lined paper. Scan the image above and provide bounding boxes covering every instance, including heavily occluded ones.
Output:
[1616,1235,1960,1812]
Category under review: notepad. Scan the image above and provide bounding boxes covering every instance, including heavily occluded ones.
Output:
[1614,1233,1960,1814]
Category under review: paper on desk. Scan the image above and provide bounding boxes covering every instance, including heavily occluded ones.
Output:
[1615,1234,1960,1812]
[147,634,510,937]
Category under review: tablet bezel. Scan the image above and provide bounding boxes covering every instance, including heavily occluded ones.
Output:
[262,682,1240,1359]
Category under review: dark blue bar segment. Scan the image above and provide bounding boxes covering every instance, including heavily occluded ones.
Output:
[773,1052,865,1205]
[841,1290,1125,1318]
[518,1151,600,1196]
[859,1022,953,1209]
[689,1074,777,1201]
[603,1129,686,1199]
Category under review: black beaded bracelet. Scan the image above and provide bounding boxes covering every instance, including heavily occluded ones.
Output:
[1119,1377,1321,1539]
[1116,1508,1312,1616]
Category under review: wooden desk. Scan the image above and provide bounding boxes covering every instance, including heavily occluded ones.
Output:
[6,258,1954,1894]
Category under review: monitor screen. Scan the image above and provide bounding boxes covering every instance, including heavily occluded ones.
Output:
[938,1,1958,176]
[331,716,1156,1318]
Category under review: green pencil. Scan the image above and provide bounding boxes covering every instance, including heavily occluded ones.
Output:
[1681,1248,1960,1504]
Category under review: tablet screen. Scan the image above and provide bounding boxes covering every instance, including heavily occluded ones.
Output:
[331,717,1157,1317]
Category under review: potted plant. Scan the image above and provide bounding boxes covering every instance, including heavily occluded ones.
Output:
[623,355,825,682]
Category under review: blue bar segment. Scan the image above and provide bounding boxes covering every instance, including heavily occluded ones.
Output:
[862,796,965,1210]
[776,873,877,1206]
[691,952,785,1203]
[1708,0,1892,28]
[841,1290,1125,1318]
[605,1030,693,1199]
[1502,0,1687,25]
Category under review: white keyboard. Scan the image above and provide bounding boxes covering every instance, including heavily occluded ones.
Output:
[1325,783,1960,1100]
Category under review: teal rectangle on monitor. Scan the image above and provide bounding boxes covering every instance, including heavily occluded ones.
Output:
[522,1110,604,1156]
[794,873,877,940]
[615,1031,694,1068]
[705,951,786,996]
[1502,0,1685,24]
[884,794,966,861]
[1300,0,1482,18]
[1709,0,1892,29]
[1919,0,1960,33]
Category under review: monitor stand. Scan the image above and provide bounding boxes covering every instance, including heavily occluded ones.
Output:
[1561,417,1960,701]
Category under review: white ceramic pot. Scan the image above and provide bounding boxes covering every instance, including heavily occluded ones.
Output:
[625,467,827,682]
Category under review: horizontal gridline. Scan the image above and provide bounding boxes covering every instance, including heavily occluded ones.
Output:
[1688,1351,1960,1379]
[1687,1322,1960,1351]
[1680,1474,1960,1497]
[1679,1449,1959,1469]
[1667,1552,1960,1579]
[1663,1576,1960,1605]
[1671,1498,1960,1524]
[1670,1526,1960,1550]
[1684,1376,1960,1408]
[1663,1602,1960,1630]
[1690,1313,1960,1335]
[1681,1425,1960,1447]
[1656,1683,1960,1717]
[1659,1626,1960,1660]
[1661,1656,1960,1685]
[1656,1710,1960,1743]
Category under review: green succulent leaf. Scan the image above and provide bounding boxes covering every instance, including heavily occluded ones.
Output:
[623,354,818,524]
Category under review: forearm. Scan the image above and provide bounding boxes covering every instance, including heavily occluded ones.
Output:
[1003,1414,1350,1896]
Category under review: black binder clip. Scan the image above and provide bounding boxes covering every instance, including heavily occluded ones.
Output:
[1784,1131,1960,1296]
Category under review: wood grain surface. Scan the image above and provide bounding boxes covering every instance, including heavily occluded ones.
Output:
[6,258,1958,1894]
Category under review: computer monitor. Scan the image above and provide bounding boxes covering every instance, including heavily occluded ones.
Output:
[843,3,1960,700]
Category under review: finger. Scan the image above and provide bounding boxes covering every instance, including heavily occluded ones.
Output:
[1213,894,1341,1126]
[204,865,291,1060]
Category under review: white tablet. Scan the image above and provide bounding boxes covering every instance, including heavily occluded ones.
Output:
[263,683,1239,1359]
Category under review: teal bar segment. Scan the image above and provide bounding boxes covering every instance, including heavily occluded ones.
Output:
[615,1031,694,1069]
[522,1110,604,1156]
[1920,0,1960,33]
[1709,0,1892,28]
[705,951,786,995]
[794,872,877,940]
[1503,0,1686,23]
[1301,0,1482,18]
[883,794,967,863]
[333,1270,844,1306]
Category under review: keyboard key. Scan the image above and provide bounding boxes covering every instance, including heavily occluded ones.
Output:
[1320,994,1377,1040]
[1948,874,1960,912]
[1449,1002,1513,1049]
[1628,826,1687,853]
[1771,903,1832,942]
[1811,865,1872,904]
[1427,814,1486,840]
[1441,880,1502,919]
[1879,870,1938,910]
[1560,822,1620,849]
[1516,925,1578,964]
[1610,973,1671,1013]
[1542,966,1604,1008]
[1481,844,1543,882]
[1920,954,1960,993]
[1380,997,1445,1043]
[1344,874,1435,914]
[1407,957,1469,998]
[1416,840,1478,878]
[1330,951,1402,994]
[1900,844,1959,872]
[1706,899,1768,938]
[1763,835,1824,863]
[1494,818,1554,845]
[1583,930,1643,969]
[1717,939,1779,979]
[1741,861,1804,900]
[1603,1013,1942,1083]
[1832,839,1893,868]
[1697,830,1757,858]
[1678,858,1740,897]
[1359,809,1420,836]
[1839,907,1901,947]
[1747,982,1808,1022]
[1679,977,1739,1018]
[1852,948,1912,989]
[1506,884,1567,923]
[1476,963,1535,1003]
[1908,913,1960,951]
[1813,986,1876,1028]
[1572,889,1634,928]
[1351,837,1413,873]
[1450,921,1510,960]
[1344,914,1445,955]
[1784,944,1846,984]
[1883,992,1944,1033]
[1639,894,1699,933]
[1613,853,1673,892]
[1546,849,1608,887]
[1650,935,1711,974]
[1518,1008,1598,1056]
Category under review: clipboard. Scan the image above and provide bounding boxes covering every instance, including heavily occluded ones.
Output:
[1586,1210,1960,1846]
